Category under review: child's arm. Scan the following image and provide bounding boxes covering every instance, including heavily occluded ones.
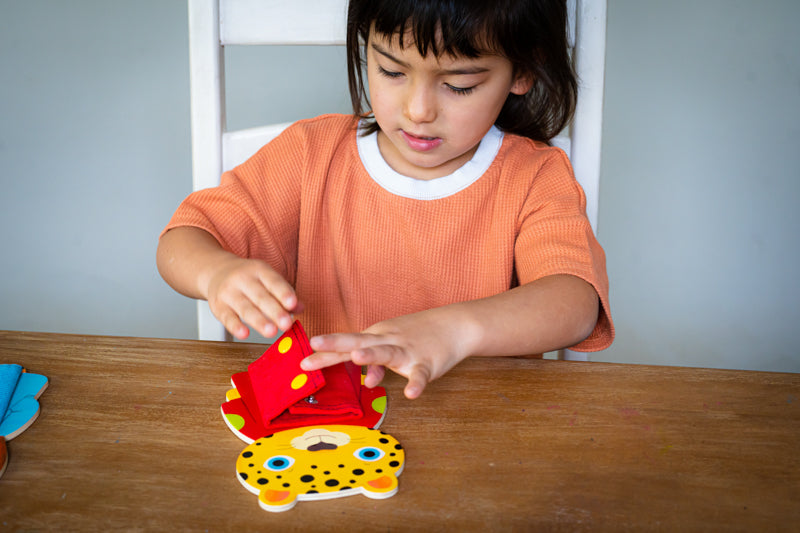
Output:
[156,226,302,340]
[302,274,598,399]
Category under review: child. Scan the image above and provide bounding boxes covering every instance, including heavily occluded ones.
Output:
[157,0,614,399]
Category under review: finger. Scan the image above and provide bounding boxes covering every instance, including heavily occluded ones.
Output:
[364,365,386,388]
[245,290,293,333]
[309,333,386,353]
[213,305,250,340]
[404,365,431,400]
[350,344,406,368]
[258,268,302,313]
[300,350,354,371]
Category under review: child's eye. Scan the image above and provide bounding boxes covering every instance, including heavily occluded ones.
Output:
[377,66,403,79]
[446,83,475,96]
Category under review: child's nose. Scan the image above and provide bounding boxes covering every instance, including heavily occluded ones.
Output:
[403,82,436,124]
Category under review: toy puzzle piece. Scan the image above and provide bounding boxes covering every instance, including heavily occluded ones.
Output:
[248,322,326,424]
[0,437,7,479]
[236,425,404,512]
[221,321,387,442]
[0,364,23,417]
[222,370,387,443]
[0,366,49,441]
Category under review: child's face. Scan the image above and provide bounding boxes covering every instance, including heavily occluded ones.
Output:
[367,29,531,180]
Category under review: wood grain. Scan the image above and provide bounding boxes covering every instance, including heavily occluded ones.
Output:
[1,331,797,531]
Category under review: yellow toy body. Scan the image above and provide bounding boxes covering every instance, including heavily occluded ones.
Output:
[236,425,404,512]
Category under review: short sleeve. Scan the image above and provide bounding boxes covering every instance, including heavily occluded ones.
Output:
[160,123,309,284]
[513,148,614,351]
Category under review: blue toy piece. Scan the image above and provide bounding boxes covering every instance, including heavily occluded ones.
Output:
[0,365,49,441]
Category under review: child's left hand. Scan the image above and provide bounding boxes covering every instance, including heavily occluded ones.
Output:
[303,308,475,399]
[301,276,600,399]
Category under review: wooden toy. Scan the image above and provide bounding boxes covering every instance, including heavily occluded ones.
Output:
[0,364,48,479]
[221,321,388,443]
[0,365,49,441]
[236,425,404,512]
[0,437,7,479]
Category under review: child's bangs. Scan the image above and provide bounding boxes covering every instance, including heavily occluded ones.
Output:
[369,3,500,59]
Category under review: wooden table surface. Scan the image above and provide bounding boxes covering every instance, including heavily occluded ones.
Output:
[0,331,798,531]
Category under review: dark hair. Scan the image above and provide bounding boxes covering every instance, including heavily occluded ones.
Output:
[346,0,577,143]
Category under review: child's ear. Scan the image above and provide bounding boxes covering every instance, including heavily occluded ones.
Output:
[510,71,534,95]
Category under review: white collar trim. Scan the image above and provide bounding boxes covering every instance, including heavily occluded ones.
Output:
[356,125,503,200]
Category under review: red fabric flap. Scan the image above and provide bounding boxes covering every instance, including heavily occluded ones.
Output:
[247,322,325,425]
[287,361,363,418]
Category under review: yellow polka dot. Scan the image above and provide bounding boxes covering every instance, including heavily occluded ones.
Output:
[290,374,308,390]
[278,337,293,353]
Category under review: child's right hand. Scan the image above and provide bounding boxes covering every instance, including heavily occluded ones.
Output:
[157,226,302,340]
[206,256,303,340]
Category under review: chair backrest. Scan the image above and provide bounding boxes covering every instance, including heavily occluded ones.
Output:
[187,0,607,346]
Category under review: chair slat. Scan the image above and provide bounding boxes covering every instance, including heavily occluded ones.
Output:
[220,0,347,45]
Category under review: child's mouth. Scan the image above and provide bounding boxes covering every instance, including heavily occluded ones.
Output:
[401,131,443,152]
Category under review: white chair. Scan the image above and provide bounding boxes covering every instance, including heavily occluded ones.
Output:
[187,0,607,356]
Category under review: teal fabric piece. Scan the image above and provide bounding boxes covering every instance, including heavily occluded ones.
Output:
[0,364,23,420]
[0,370,48,440]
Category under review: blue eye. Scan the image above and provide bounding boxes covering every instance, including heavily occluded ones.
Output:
[264,455,295,471]
[354,447,385,462]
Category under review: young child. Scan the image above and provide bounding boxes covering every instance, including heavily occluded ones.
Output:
[157,0,614,399]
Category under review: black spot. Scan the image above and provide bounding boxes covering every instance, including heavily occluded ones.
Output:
[338,464,345,468]
[349,480,356,484]
[325,479,340,487]
[376,469,383,473]
[257,478,269,485]
[311,465,318,469]
[307,490,319,494]
[239,473,248,481]
[282,483,290,488]
[390,453,396,457]
[248,464,254,467]
[395,444,403,450]
[352,469,364,476]
[340,486,352,491]
[389,461,400,468]
[379,438,389,444]
[276,475,282,479]
[300,475,315,483]
[324,471,330,475]
[242,451,253,458]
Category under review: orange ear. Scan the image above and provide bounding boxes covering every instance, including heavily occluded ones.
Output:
[259,489,298,512]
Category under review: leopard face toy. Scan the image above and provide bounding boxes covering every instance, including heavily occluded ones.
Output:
[236,424,405,512]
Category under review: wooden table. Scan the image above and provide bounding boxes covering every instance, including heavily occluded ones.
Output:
[1,331,798,531]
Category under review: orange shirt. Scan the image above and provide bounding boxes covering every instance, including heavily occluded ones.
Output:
[163,114,613,351]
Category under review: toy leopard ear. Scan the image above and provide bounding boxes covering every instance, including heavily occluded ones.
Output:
[361,473,399,499]
[259,488,299,513]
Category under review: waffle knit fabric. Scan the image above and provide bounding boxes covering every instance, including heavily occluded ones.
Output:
[162,114,614,351]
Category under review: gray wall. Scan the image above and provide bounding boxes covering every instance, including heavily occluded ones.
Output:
[1,1,798,372]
